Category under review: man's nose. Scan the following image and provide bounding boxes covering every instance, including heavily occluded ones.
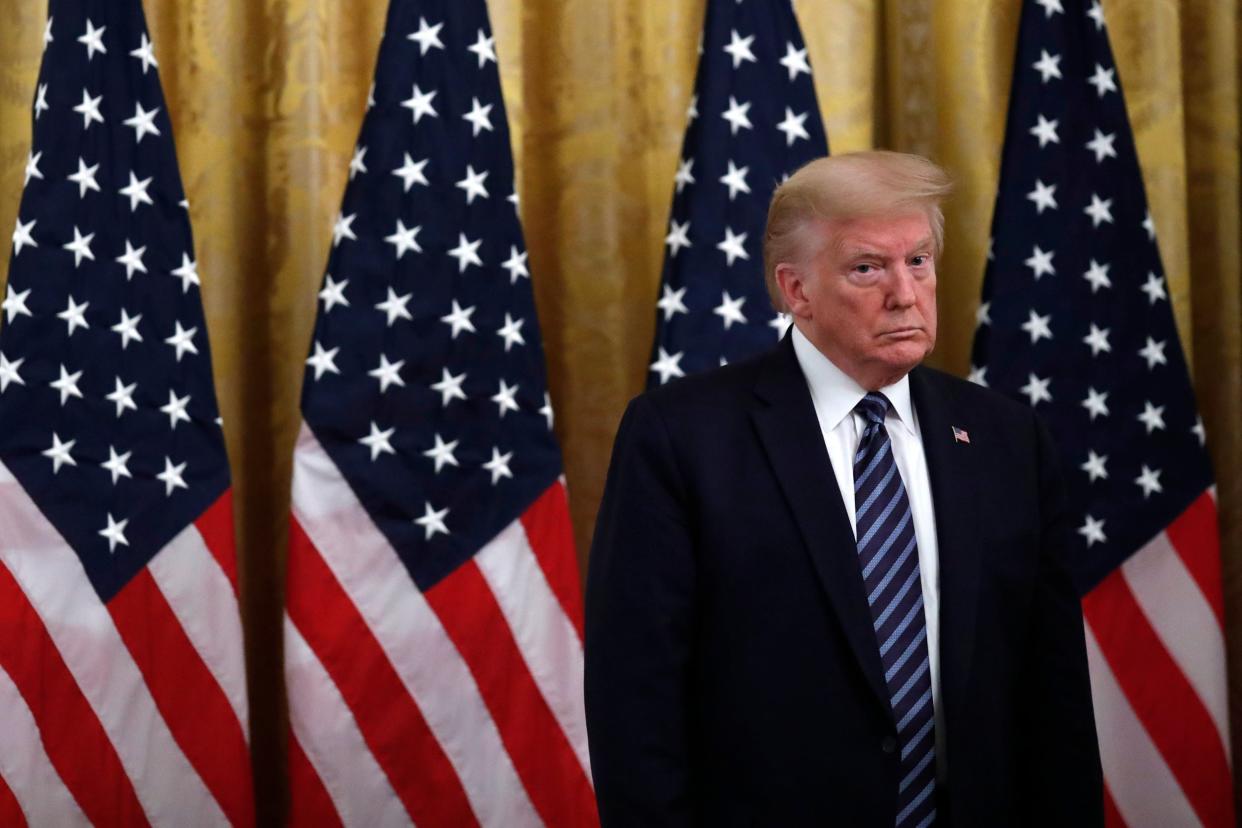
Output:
[886,265,918,308]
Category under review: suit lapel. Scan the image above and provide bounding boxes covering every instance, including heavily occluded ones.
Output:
[909,367,982,727]
[751,337,891,711]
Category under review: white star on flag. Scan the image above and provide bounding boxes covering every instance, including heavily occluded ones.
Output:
[130,32,158,73]
[401,84,438,124]
[318,275,350,313]
[723,29,757,68]
[430,368,468,407]
[57,296,91,337]
[164,322,199,362]
[1083,323,1112,355]
[384,220,423,258]
[422,434,460,473]
[368,355,406,393]
[348,146,368,180]
[1026,179,1058,213]
[491,379,521,417]
[721,96,753,135]
[305,342,341,380]
[441,301,477,339]
[358,421,396,461]
[1081,387,1110,420]
[1082,259,1111,292]
[1085,129,1117,162]
[101,447,134,485]
[1024,245,1055,279]
[776,108,810,146]
[1134,464,1163,498]
[462,97,494,136]
[482,448,514,485]
[650,347,685,384]
[68,157,102,198]
[779,42,811,80]
[78,19,107,61]
[63,226,96,267]
[393,154,430,192]
[115,240,148,279]
[467,30,497,67]
[106,378,139,417]
[413,501,450,540]
[1077,514,1106,546]
[119,173,154,211]
[0,354,25,393]
[1080,450,1109,482]
[407,17,444,55]
[674,158,696,194]
[1032,49,1062,82]
[501,247,530,283]
[665,219,692,257]
[99,513,130,553]
[50,364,84,406]
[719,160,751,200]
[331,212,357,246]
[456,165,490,204]
[447,233,484,272]
[717,227,749,266]
[713,291,748,330]
[123,102,161,143]
[1029,114,1060,147]
[658,285,689,321]
[42,432,77,473]
[1084,193,1114,227]
[1019,372,1053,406]
[73,89,105,129]
[12,218,37,256]
[157,457,189,496]
[375,288,413,326]
[1087,63,1118,97]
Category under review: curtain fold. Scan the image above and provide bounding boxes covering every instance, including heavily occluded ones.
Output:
[1,1,1238,821]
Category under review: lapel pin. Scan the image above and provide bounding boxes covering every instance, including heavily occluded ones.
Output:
[952,426,971,444]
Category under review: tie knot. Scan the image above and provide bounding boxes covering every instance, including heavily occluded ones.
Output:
[854,392,891,426]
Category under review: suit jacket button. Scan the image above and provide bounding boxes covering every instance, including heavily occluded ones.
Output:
[881,737,897,754]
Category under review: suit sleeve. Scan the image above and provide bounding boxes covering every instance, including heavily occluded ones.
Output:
[1020,413,1104,826]
[584,394,697,828]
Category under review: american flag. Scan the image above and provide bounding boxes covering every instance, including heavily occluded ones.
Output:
[648,0,828,386]
[284,0,596,825]
[0,2,252,826]
[971,1,1233,825]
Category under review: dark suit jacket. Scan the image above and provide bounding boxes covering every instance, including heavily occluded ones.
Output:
[584,336,1102,827]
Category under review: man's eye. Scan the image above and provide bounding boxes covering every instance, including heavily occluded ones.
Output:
[911,255,928,267]
[855,264,874,275]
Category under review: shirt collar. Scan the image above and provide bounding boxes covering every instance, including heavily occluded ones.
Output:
[790,325,916,435]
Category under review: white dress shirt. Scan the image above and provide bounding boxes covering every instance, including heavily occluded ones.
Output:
[791,326,946,776]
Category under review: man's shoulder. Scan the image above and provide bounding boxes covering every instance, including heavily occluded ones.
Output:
[913,363,1036,425]
[637,346,773,415]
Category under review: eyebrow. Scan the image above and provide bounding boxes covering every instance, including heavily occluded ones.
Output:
[839,237,935,259]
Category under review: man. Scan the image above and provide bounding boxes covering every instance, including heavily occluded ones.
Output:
[584,151,1102,827]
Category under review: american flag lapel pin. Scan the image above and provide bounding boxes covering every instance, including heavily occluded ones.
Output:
[952,426,971,444]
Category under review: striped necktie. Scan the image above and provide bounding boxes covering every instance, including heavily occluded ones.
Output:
[853,392,937,828]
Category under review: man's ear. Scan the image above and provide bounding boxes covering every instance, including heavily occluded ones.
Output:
[775,263,809,318]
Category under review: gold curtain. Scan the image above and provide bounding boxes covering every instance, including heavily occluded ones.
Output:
[1,0,1238,821]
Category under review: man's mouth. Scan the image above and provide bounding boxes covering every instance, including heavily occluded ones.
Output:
[880,327,922,338]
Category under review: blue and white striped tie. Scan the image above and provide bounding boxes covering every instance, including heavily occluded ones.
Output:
[853,392,937,828]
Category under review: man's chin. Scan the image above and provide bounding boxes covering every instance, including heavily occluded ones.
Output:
[871,341,932,383]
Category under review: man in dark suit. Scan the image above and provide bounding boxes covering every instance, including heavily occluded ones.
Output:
[584,151,1102,827]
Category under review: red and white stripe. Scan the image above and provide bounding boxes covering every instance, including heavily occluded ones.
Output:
[0,460,254,827]
[285,423,597,827]
[1083,489,1233,828]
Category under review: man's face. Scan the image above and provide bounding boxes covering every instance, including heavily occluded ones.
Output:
[782,211,938,390]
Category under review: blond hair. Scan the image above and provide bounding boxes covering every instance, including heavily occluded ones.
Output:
[762,151,953,310]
